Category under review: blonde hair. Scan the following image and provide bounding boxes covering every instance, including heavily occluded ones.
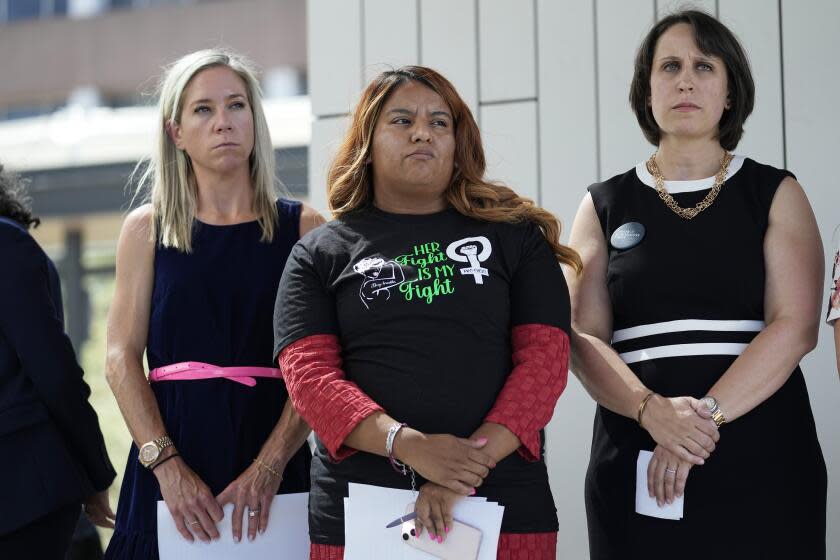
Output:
[328,66,582,272]
[134,48,279,252]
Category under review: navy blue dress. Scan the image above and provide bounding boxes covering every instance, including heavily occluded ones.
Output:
[105,199,311,559]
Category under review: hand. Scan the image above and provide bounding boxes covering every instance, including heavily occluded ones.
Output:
[82,490,116,529]
[216,458,284,542]
[413,482,464,543]
[641,395,719,465]
[647,444,694,507]
[395,431,495,495]
[154,455,224,543]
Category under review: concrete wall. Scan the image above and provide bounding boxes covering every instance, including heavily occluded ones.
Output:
[308,0,840,557]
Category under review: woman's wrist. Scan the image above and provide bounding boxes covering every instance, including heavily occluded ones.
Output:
[637,391,657,427]
[151,451,185,481]
[392,427,422,465]
[255,447,291,475]
[253,458,284,479]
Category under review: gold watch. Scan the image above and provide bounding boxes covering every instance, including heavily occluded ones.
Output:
[702,396,727,427]
[138,435,174,468]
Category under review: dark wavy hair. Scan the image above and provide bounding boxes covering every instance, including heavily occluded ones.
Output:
[629,10,754,151]
[0,164,39,229]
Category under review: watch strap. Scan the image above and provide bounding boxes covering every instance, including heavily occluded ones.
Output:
[703,396,726,427]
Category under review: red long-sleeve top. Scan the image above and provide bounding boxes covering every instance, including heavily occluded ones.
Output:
[278,323,569,462]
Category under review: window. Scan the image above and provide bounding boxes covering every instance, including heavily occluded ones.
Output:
[8,0,41,21]
[2,0,69,23]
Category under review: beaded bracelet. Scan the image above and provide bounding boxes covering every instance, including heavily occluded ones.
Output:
[254,458,282,479]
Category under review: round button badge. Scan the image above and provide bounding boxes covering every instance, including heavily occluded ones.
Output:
[610,222,645,250]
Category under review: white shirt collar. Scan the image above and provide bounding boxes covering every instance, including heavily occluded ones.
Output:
[635,154,746,193]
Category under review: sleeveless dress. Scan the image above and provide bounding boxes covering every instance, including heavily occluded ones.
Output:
[105,199,311,559]
[585,157,826,560]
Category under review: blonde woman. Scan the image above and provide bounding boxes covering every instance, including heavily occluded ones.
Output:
[104,49,323,558]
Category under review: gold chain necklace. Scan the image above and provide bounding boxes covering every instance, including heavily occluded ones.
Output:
[646,151,733,220]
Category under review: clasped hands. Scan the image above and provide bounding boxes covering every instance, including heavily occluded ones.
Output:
[640,395,720,506]
[155,454,284,543]
[393,430,497,544]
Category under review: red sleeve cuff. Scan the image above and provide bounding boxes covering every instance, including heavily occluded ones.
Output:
[279,334,383,461]
[484,324,570,461]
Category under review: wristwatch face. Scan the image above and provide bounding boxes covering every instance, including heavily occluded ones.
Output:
[139,442,160,464]
[702,396,717,411]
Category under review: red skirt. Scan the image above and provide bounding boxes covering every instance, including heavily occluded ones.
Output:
[310,531,557,559]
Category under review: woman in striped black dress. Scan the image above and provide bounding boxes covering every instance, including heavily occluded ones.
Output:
[565,10,826,559]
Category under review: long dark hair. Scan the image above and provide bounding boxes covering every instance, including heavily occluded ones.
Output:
[0,164,39,229]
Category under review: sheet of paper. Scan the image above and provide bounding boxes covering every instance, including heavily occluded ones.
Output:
[344,483,504,560]
[157,492,309,559]
[635,450,684,520]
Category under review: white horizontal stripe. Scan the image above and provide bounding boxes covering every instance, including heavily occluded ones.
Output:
[612,319,765,343]
[635,155,746,193]
[619,343,749,365]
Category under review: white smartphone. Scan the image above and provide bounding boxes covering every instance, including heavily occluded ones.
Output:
[399,503,482,560]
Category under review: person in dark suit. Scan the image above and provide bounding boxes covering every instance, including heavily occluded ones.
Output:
[0,164,116,559]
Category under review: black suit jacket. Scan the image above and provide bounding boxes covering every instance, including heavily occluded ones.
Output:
[0,218,115,535]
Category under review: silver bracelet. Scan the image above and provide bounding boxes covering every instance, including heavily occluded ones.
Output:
[385,423,407,464]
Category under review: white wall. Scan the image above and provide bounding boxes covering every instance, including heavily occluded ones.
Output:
[308,1,840,557]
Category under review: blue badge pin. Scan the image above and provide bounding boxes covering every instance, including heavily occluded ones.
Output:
[610,222,645,250]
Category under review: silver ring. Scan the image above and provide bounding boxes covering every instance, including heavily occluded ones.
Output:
[188,519,200,526]
[248,508,261,518]
[665,467,677,475]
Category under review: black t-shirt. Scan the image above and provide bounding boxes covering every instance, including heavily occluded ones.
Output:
[274,206,570,544]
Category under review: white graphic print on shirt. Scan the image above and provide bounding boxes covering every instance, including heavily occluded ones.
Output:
[352,257,406,309]
[352,237,493,309]
[446,236,492,284]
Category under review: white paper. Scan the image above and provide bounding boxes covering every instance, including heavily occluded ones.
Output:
[156,492,309,559]
[344,483,504,560]
[635,450,684,520]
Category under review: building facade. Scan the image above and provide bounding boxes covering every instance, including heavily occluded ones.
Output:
[307,1,839,558]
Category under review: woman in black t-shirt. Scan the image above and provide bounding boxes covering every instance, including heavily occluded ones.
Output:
[274,66,580,559]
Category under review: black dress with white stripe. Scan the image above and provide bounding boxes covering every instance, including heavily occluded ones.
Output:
[585,156,826,559]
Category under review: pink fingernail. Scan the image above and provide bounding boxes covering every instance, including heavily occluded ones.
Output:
[476,437,488,444]
[445,526,450,533]
[234,535,240,543]
[469,488,476,496]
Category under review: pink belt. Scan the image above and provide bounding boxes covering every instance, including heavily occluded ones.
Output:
[148,361,283,387]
